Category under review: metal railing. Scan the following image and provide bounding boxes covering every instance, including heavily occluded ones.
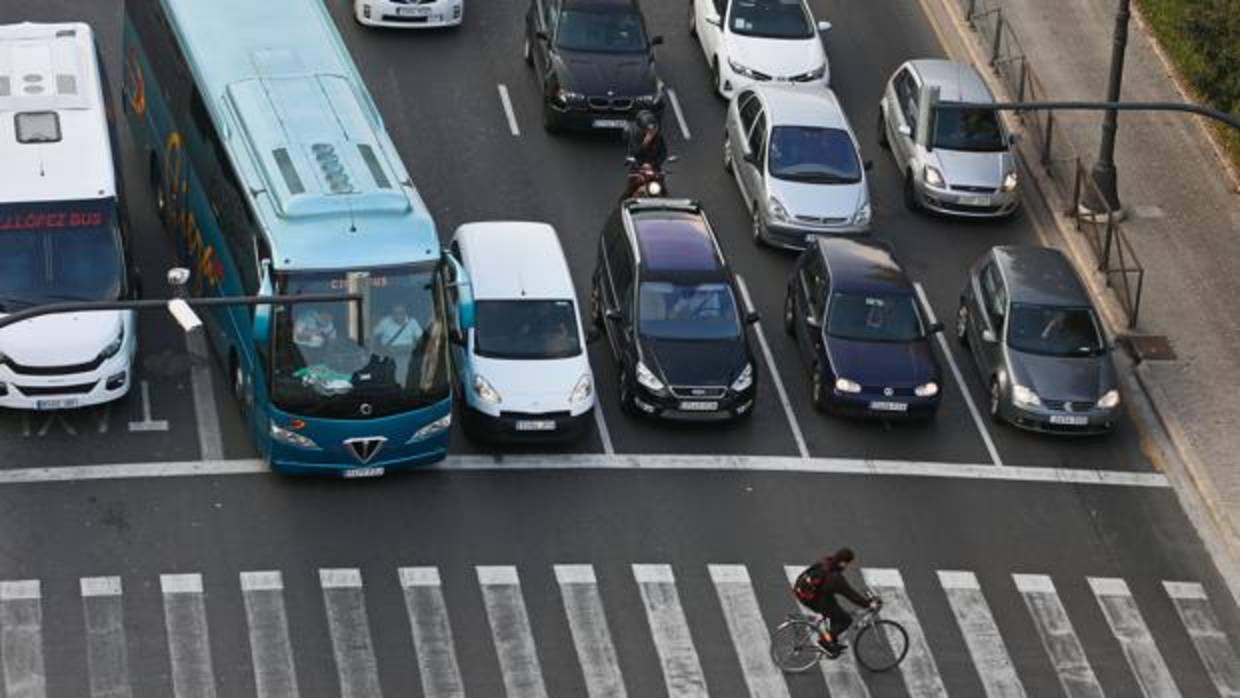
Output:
[953,0,1145,328]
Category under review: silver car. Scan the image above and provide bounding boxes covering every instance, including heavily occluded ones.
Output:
[879,59,1020,217]
[724,84,872,249]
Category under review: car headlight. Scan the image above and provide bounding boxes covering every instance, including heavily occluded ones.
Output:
[1096,389,1120,409]
[270,421,321,450]
[98,326,124,360]
[835,377,861,394]
[570,373,593,404]
[1001,171,1019,192]
[728,58,761,80]
[791,63,826,82]
[923,165,945,188]
[730,363,754,393]
[637,82,665,105]
[473,375,502,405]
[636,361,667,394]
[552,86,584,106]
[915,381,939,398]
[853,200,872,227]
[1012,384,1042,408]
[409,413,452,443]
[767,196,790,222]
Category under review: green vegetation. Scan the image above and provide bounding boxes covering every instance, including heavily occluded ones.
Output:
[1137,0,1240,171]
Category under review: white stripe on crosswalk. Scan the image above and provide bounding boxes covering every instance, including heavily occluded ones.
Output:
[240,572,299,698]
[632,564,709,697]
[81,577,133,698]
[477,565,549,698]
[319,568,383,698]
[1163,581,1240,697]
[708,565,789,697]
[160,573,217,698]
[938,571,1026,698]
[555,564,628,698]
[1,580,46,698]
[1089,577,1182,698]
[783,565,870,698]
[1013,574,1103,698]
[399,567,465,698]
[863,568,948,698]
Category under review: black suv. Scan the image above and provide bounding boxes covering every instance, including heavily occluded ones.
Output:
[524,0,665,133]
[591,199,759,420]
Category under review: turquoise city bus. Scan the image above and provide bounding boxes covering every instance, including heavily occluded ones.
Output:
[123,0,466,475]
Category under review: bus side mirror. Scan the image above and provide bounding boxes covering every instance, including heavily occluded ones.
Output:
[253,259,273,346]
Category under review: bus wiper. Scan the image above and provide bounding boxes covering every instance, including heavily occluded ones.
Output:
[0,297,37,313]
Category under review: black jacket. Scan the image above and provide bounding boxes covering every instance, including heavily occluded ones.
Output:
[795,559,869,607]
[625,123,667,170]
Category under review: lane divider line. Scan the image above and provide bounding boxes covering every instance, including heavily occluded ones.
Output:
[593,401,614,455]
[736,275,810,459]
[914,282,1003,467]
[497,84,520,137]
[667,88,692,141]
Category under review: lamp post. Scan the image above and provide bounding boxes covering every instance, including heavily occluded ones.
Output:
[1086,0,1131,216]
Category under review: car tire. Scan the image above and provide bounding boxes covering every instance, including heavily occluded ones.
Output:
[723,135,733,173]
[783,290,796,336]
[751,207,766,246]
[877,110,890,150]
[989,378,1005,424]
[619,365,640,416]
[590,277,604,328]
[523,38,533,66]
[955,304,969,346]
[542,102,562,135]
[689,1,697,37]
[811,363,830,413]
[712,57,724,99]
[903,170,921,212]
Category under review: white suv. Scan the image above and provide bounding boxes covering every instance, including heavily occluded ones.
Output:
[691,0,831,98]
[354,0,463,28]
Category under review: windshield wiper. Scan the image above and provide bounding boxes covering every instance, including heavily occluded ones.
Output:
[0,297,38,313]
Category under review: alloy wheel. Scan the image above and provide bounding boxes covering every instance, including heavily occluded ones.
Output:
[811,366,827,413]
[523,38,532,66]
[877,110,890,150]
[989,379,1003,423]
[723,136,733,173]
[751,208,765,246]
[783,292,796,336]
[955,305,969,345]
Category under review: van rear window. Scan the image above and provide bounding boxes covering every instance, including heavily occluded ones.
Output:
[15,112,62,144]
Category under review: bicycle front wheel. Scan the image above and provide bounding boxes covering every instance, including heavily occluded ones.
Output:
[770,619,822,673]
[854,619,909,672]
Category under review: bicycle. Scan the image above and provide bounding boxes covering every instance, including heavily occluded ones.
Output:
[769,594,909,673]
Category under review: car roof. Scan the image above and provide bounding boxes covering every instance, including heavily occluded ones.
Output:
[751,85,850,131]
[907,59,994,103]
[626,204,725,276]
[816,237,912,294]
[992,245,1090,306]
[456,222,576,301]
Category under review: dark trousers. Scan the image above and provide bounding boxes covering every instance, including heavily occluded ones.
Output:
[807,596,853,637]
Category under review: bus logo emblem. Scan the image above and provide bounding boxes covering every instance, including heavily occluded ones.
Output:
[345,437,386,464]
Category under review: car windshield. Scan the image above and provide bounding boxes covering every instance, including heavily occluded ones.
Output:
[1007,303,1105,357]
[768,126,862,184]
[638,282,741,340]
[270,263,450,419]
[729,0,814,39]
[474,299,582,360]
[826,292,924,342]
[932,106,1007,152]
[0,198,125,311]
[555,7,649,53]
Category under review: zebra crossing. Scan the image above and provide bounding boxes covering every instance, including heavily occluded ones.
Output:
[2,564,1238,697]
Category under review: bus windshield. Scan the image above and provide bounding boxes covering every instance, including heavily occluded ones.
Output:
[0,198,124,311]
[270,263,450,419]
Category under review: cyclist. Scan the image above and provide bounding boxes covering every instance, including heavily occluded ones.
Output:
[793,548,876,656]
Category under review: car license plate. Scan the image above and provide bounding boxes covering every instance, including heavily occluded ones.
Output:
[960,195,992,207]
[592,119,627,129]
[869,401,908,412]
[35,398,78,410]
[516,420,557,432]
[679,401,719,412]
[397,6,431,16]
[1050,414,1088,426]
[343,467,385,478]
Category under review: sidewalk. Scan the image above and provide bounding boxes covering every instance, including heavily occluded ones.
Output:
[929,0,1240,594]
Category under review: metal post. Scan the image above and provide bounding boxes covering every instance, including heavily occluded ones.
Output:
[991,9,1005,66]
[1086,0,1130,214]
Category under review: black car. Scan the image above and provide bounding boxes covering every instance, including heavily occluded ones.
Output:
[784,237,944,418]
[524,0,665,133]
[591,199,759,420]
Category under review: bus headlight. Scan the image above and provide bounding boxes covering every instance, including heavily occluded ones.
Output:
[409,413,452,443]
[270,422,321,450]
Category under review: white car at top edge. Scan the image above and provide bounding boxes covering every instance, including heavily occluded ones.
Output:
[691,0,831,99]
[354,0,463,28]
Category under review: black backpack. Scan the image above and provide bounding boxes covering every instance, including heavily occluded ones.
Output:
[794,561,828,602]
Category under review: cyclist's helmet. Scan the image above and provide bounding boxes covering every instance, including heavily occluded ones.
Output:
[635,109,659,132]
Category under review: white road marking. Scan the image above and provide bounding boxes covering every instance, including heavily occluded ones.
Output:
[914,282,1003,466]
[476,565,548,698]
[186,334,224,461]
[1089,577,1183,698]
[555,564,628,697]
[240,571,300,698]
[37,412,76,436]
[736,275,810,459]
[594,405,615,455]
[1,580,46,698]
[319,568,382,698]
[0,454,1172,486]
[783,565,870,698]
[128,380,169,432]
[862,568,948,698]
[708,565,789,697]
[399,567,466,698]
[160,573,218,698]
[1013,574,1104,698]
[498,84,521,136]
[937,570,1026,698]
[80,577,132,698]
[1163,581,1240,696]
[631,564,709,697]
[667,88,692,141]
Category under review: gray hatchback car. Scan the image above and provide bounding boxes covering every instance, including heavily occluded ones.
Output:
[957,246,1120,434]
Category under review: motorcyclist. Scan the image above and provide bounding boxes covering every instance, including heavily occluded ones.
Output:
[622,110,668,199]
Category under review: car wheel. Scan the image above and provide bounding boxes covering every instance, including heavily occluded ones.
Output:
[542,102,562,134]
[751,207,766,246]
[903,170,921,212]
[877,110,890,150]
[989,378,1005,424]
[723,135,733,173]
[783,290,796,336]
[689,0,697,37]
[523,38,533,66]
[232,359,245,404]
[590,277,604,328]
[619,365,639,416]
[811,363,829,413]
[955,304,969,346]
[712,58,724,98]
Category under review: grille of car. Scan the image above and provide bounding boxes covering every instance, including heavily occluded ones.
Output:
[587,96,634,111]
[1042,399,1091,412]
[950,185,997,194]
[670,386,727,400]
[14,381,98,396]
[389,0,436,4]
[794,215,850,226]
[862,385,916,397]
[501,411,571,420]
[2,355,105,376]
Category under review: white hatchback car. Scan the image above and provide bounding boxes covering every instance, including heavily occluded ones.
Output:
[353,0,463,28]
[447,222,595,442]
[691,0,831,98]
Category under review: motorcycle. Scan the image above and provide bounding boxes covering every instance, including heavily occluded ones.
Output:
[622,154,679,200]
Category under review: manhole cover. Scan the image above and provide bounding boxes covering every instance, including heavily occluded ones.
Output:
[1121,335,1176,361]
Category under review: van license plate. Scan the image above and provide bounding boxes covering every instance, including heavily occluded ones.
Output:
[36,399,78,410]
[679,401,719,412]
[1049,415,1088,426]
[869,401,908,412]
[516,420,556,432]
[593,119,627,129]
[343,467,385,478]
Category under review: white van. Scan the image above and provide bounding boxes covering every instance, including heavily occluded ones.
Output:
[0,23,137,410]
[447,222,595,442]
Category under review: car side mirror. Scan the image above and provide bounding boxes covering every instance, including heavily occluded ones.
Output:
[863,159,874,172]
[605,308,624,323]
[981,328,997,344]
[650,35,664,46]
[817,20,832,32]
[745,311,760,325]
[586,327,602,344]
[665,154,680,165]
[897,124,912,137]
[536,29,549,41]
[928,321,944,334]
[806,314,822,329]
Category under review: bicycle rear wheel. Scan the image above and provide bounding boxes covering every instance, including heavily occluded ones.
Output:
[770,619,822,673]
[853,619,909,672]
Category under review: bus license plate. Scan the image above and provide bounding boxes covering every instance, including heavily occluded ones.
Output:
[1050,414,1088,426]
[960,195,991,207]
[869,401,908,412]
[516,420,556,432]
[397,6,431,16]
[36,399,78,410]
[679,401,719,412]
[343,467,385,479]
[592,119,627,129]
